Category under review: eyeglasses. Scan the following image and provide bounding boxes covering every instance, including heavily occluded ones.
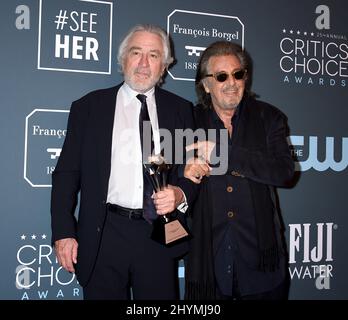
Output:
[205,69,247,82]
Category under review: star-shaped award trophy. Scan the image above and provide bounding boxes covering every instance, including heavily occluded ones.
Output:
[143,154,190,246]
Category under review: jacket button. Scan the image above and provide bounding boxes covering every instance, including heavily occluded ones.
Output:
[97,227,101,232]
[231,170,244,178]
[226,186,233,192]
[227,211,234,218]
[102,200,106,204]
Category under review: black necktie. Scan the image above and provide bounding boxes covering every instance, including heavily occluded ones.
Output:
[137,94,150,153]
[136,94,157,223]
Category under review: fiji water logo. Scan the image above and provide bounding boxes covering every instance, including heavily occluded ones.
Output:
[288,223,337,290]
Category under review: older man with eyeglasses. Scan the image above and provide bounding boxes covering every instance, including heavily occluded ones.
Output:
[184,41,295,300]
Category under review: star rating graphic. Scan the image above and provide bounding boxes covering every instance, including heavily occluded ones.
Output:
[282,29,315,36]
[282,28,347,41]
[20,234,48,240]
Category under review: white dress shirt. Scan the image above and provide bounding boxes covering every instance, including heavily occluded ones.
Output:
[106,83,160,209]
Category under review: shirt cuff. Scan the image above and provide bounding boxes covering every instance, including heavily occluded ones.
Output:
[176,188,188,213]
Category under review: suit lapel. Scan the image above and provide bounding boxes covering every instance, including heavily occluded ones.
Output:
[155,87,173,132]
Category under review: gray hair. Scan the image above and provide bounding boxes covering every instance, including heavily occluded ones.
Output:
[195,41,251,109]
[117,24,174,71]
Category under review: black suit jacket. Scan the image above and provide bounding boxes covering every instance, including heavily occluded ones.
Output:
[210,97,294,263]
[185,97,294,299]
[51,84,195,286]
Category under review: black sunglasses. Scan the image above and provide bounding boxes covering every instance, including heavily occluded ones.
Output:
[205,69,247,82]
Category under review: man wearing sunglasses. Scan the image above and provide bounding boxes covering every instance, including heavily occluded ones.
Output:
[184,41,294,300]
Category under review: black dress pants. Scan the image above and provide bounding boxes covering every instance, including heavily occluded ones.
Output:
[83,209,178,300]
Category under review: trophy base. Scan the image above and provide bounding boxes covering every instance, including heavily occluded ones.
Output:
[151,217,190,247]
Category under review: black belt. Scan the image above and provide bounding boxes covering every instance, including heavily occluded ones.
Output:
[107,203,144,220]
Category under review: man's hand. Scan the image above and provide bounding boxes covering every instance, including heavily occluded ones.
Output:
[184,156,211,184]
[153,185,184,215]
[54,238,78,273]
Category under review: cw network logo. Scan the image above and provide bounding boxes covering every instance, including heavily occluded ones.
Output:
[288,135,348,172]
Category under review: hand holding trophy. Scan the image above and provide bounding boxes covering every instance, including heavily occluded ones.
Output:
[143,154,190,246]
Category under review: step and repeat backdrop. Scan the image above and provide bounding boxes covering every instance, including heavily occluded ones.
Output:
[0,0,347,300]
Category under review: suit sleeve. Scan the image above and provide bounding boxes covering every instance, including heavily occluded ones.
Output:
[225,111,294,187]
[50,101,85,243]
[172,102,200,207]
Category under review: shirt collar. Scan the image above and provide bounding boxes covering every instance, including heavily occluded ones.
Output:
[121,82,155,102]
[210,98,243,125]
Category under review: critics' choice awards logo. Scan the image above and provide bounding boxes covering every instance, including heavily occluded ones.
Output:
[288,135,348,172]
[24,109,69,187]
[167,10,244,81]
[15,233,80,300]
[288,222,336,290]
[38,0,113,74]
[279,5,347,87]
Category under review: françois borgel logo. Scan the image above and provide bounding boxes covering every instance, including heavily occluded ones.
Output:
[38,0,113,74]
[15,233,80,300]
[167,10,244,81]
[24,109,69,188]
[279,4,347,88]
